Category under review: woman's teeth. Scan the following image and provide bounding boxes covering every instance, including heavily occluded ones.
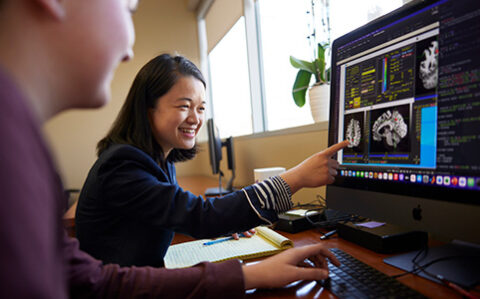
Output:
[181,129,195,134]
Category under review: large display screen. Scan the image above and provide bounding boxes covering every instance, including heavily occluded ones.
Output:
[329,0,480,205]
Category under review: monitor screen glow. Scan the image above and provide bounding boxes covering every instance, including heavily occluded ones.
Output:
[327,0,480,244]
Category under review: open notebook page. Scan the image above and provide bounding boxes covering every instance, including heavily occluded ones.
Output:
[164,226,292,269]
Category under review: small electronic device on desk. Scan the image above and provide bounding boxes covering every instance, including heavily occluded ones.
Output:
[336,220,428,253]
[275,208,355,233]
[275,209,323,233]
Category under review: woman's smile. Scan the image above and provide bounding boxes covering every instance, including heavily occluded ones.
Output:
[149,75,206,155]
[179,127,197,138]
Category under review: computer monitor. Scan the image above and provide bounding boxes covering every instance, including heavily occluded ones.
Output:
[205,118,236,196]
[327,0,480,245]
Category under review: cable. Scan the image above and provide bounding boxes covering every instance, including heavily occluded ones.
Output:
[390,244,429,279]
[390,246,480,299]
[291,198,325,210]
[412,254,480,299]
[290,195,361,229]
[306,210,361,228]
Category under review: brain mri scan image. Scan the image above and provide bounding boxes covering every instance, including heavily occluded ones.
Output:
[372,109,408,149]
[343,112,365,155]
[419,40,438,90]
[346,118,362,148]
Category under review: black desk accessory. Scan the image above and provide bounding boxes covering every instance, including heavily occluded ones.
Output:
[275,208,354,233]
[337,221,428,254]
[275,210,323,233]
[384,242,480,288]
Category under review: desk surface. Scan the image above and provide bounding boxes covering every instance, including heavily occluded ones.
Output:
[64,175,475,298]
[169,178,472,299]
[173,228,469,299]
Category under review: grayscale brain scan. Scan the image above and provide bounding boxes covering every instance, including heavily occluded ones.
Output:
[346,118,362,148]
[372,109,408,148]
[419,40,438,89]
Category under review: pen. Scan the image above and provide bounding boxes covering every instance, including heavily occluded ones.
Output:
[203,233,245,246]
[320,229,337,240]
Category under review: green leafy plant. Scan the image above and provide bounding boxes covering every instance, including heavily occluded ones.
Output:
[290,42,330,107]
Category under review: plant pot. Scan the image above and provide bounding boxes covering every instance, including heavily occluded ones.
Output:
[308,83,330,123]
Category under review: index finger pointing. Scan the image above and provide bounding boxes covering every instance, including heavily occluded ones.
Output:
[322,140,350,157]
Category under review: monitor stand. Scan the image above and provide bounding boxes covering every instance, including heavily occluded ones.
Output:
[205,169,236,197]
[204,187,233,197]
[383,241,480,288]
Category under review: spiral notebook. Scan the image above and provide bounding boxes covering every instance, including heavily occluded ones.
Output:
[164,226,293,269]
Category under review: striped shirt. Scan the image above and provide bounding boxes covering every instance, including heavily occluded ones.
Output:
[243,175,293,225]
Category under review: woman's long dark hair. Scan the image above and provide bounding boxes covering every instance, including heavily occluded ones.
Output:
[97,54,206,166]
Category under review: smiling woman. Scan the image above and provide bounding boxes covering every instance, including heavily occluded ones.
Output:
[148,76,206,158]
[75,53,294,268]
[75,53,347,269]
[96,54,205,166]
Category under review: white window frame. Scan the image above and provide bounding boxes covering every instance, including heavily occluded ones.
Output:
[196,0,339,139]
[244,0,267,133]
[196,0,407,139]
[197,0,271,136]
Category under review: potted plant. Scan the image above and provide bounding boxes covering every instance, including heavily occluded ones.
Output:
[290,42,330,122]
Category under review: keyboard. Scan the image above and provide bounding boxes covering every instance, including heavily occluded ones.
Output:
[322,248,427,299]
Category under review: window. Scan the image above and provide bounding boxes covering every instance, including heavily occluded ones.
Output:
[198,0,406,137]
[257,0,315,131]
[208,17,253,137]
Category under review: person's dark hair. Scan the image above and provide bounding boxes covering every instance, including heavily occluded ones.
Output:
[97,54,206,166]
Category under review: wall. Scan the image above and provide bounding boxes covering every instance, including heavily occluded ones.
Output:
[175,123,330,205]
[44,0,200,188]
[44,0,331,207]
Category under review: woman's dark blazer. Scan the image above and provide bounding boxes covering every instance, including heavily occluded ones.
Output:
[75,144,276,267]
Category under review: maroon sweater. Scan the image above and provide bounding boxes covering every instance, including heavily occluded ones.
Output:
[0,67,245,298]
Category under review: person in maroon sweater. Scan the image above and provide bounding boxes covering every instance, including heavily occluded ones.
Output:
[0,0,342,298]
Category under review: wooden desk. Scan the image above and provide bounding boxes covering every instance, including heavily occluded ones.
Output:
[173,227,470,298]
[239,228,471,298]
[63,175,475,298]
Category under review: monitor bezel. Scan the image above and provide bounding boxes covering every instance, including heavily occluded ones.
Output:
[328,0,480,207]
